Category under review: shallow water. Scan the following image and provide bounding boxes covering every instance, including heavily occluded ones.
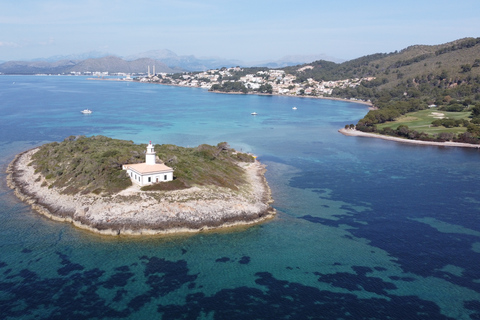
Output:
[1,76,479,319]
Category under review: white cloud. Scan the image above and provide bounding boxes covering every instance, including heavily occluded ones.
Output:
[0,41,20,48]
[39,38,55,46]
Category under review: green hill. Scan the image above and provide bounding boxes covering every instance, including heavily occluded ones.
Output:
[285,37,480,89]
[286,37,480,143]
[30,136,254,195]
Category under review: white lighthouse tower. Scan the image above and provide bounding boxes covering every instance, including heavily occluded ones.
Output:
[146,141,156,165]
[122,141,174,186]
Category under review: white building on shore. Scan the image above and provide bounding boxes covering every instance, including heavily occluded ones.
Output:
[122,142,174,186]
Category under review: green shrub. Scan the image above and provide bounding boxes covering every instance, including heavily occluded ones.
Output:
[31,136,251,195]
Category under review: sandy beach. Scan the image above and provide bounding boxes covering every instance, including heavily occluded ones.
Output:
[6,148,275,236]
[339,128,480,149]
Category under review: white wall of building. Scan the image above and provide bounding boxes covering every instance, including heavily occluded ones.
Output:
[126,169,174,186]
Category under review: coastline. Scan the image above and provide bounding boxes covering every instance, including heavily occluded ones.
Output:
[339,128,480,149]
[86,78,373,107]
[6,148,275,236]
[208,89,373,106]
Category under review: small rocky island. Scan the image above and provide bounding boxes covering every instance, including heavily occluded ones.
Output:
[6,136,275,236]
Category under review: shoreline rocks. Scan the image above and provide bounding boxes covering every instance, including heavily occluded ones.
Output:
[7,148,275,236]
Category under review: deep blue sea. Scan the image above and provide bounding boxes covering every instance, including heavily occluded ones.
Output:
[1,76,480,319]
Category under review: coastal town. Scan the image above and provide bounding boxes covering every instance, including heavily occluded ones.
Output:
[129,66,374,99]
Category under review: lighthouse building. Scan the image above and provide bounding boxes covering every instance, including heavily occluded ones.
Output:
[122,141,174,186]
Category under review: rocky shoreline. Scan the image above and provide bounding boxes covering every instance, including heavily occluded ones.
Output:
[339,128,480,149]
[6,148,275,236]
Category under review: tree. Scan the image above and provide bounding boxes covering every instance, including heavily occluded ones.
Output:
[439,70,449,80]
[258,84,273,94]
[437,132,454,141]
[467,123,480,137]
[471,105,480,118]
[396,125,410,137]
[209,81,248,94]
[461,64,472,73]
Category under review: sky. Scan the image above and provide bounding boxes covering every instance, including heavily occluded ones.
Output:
[1,0,479,63]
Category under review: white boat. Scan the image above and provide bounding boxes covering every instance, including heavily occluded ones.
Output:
[292,107,297,110]
[81,109,92,114]
[251,112,258,115]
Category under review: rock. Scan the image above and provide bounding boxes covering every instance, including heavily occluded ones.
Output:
[7,148,275,236]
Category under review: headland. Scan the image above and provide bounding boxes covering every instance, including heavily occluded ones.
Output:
[6,148,275,236]
[339,128,480,149]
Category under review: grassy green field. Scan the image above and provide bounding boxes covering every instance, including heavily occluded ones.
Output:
[376,108,471,135]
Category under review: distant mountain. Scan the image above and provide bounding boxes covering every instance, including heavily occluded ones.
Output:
[125,50,342,71]
[0,56,182,74]
[0,49,342,74]
[248,54,344,68]
[68,56,182,73]
[33,51,112,62]
[124,49,180,61]
[0,59,78,74]
[125,49,243,71]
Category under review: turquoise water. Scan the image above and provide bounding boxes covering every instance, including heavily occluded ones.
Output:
[1,76,480,319]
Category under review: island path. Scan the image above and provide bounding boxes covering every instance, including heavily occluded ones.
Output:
[7,148,275,236]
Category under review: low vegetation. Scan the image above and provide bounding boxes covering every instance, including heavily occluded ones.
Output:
[30,136,255,196]
[326,37,480,142]
[210,81,248,94]
[372,109,476,142]
[376,109,471,135]
[143,141,254,192]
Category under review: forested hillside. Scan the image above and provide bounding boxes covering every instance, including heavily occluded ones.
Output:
[285,37,480,143]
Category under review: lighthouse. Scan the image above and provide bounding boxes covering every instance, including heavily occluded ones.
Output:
[146,141,156,165]
[122,141,174,186]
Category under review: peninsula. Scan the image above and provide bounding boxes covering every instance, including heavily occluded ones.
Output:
[339,128,480,148]
[6,136,275,236]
